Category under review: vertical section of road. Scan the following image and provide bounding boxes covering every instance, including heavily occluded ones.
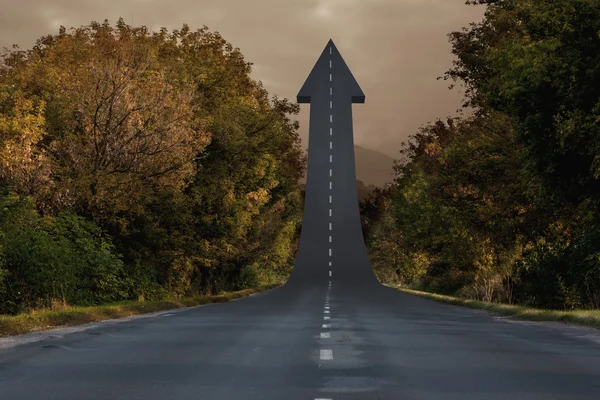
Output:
[291,39,377,288]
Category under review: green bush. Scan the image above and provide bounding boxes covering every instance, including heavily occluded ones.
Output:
[0,194,130,314]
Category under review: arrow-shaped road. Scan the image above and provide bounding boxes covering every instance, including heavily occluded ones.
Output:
[289,39,377,287]
[1,40,600,400]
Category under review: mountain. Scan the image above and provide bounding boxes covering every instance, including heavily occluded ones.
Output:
[353,145,396,188]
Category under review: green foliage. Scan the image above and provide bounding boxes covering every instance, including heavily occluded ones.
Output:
[445,0,600,207]
[365,0,600,310]
[0,20,304,314]
[0,193,129,314]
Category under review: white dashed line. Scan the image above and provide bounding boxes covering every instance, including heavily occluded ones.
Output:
[328,261,332,266]
[329,115,332,123]
[328,248,332,256]
[324,310,330,314]
[330,142,332,150]
[330,127,332,135]
[330,46,332,54]
[329,169,332,177]
[329,270,332,277]
[320,349,333,360]
[324,316,330,320]
[329,182,332,190]
[329,209,332,216]
[329,195,332,204]
[330,100,333,109]
[325,306,330,310]
[329,60,332,68]
[330,87,332,95]
[329,73,332,82]
[320,332,331,339]
[322,324,331,329]
[329,222,332,230]
[329,154,332,162]
[329,236,332,243]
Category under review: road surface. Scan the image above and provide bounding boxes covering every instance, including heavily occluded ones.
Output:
[1,281,600,399]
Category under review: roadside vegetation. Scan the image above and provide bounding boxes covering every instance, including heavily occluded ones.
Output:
[0,19,304,318]
[0,284,280,337]
[364,0,600,314]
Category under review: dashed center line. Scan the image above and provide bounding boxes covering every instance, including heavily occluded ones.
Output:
[320,349,333,360]
[320,332,331,339]
[322,324,331,328]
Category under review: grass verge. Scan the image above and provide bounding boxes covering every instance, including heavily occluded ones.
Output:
[0,283,281,337]
[387,284,600,330]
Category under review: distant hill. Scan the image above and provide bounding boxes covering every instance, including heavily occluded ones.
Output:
[354,145,396,188]
[300,145,396,188]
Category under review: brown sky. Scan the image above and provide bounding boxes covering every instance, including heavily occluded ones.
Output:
[0,0,485,158]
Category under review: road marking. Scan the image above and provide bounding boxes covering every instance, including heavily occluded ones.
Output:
[324,316,330,320]
[329,182,332,189]
[315,398,332,400]
[330,87,332,95]
[329,270,332,277]
[329,60,332,68]
[329,208,332,216]
[330,100,333,109]
[330,127,332,135]
[328,248,332,256]
[320,332,331,339]
[324,310,330,314]
[322,324,331,328]
[330,141,332,150]
[329,115,332,123]
[325,306,330,310]
[329,235,332,243]
[320,349,333,360]
[328,261,332,266]
[329,222,332,230]
[329,73,332,82]
[329,169,332,177]
[330,46,332,54]
[329,195,332,203]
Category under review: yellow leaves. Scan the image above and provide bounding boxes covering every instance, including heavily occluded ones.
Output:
[245,188,270,211]
[0,90,51,196]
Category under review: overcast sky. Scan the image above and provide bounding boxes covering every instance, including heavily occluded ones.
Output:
[0,0,485,158]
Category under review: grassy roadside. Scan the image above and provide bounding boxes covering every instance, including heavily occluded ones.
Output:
[0,283,281,337]
[387,284,600,330]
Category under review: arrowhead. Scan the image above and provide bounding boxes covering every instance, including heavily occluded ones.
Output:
[297,39,365,104]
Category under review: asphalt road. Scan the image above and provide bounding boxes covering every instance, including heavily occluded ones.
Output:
[1,279,600,399]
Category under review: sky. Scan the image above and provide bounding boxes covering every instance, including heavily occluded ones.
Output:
[0,0,485,159]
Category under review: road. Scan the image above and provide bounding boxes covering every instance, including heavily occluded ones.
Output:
[1,40,600,399]
[1,280,600,399]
